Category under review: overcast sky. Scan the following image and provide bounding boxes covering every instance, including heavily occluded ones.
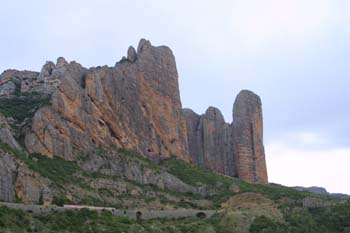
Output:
[1,0,349,193]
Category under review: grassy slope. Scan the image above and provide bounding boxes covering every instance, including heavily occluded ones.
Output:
[0,143,350,232]
[0,206,221,233]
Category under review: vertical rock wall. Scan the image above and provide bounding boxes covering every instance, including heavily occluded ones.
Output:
[182,108,236,177]
[1,39,268,183]
[24,39,190,162]
[232,90,268,183]
[183,90,268,183]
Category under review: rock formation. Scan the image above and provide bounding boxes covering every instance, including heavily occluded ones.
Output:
[0,151,17,202]
[24,39,189,162]
[0,114,21,151]
[0,39,268,184]
[292,186,350,199]
[182,107,235,176]
[0,148,53,204]
[232,90,268,183]
[183,90,268,183]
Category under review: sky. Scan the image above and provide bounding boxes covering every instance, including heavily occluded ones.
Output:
[0,0,349,193]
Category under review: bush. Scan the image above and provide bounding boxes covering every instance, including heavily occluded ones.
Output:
[0,95,50,123]
[52,196,69,207]
[250,216,287,233]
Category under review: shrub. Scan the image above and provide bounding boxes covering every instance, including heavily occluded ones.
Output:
[0,95,50,123]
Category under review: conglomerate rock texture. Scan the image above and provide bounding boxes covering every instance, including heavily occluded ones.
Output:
[0,39,267,184]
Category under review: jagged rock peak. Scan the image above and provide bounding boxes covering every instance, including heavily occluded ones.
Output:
[205,106,225,122]
[25,39,190,162]
[38,61,55,80]
[182,108,198,116]
[56,57,68,68]
[127,46,137,62]
[0,39,268,185]
[137,38,152,54]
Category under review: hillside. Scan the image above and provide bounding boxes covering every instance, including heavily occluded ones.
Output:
[1,143,350,232]
[1,39,349,232]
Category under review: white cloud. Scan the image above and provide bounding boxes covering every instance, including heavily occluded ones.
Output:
[266,142,350,194]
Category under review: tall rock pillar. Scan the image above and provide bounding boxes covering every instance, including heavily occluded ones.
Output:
[232,90,268,183]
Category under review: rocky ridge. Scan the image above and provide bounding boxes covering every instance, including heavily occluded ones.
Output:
[0,39,268,205]
[24,39,189,162]
[292,186,350,199]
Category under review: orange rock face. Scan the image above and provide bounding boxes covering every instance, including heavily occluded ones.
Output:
[1,39,268,184]
[232,90,268,183]
[25,39,190,162]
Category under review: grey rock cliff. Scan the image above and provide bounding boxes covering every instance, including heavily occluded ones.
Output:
[182,107,235,176]
[79,151,208,195]
[0,149,53,204]
[232,90,268,183]
[24,39,190,162]
[183,90,268,183]
[0,39,268,184]
[0,114,21,150]
[0,151,17,202]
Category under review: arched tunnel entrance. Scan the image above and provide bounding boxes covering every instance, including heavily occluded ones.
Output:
[196,212,207,219]
[136,211,142,220]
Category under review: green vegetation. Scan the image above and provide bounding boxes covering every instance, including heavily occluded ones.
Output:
[248,201,350,233]
[24,153,79,187]
[161,156,238,207]
[161,156,233,187]
[1,145,349,232]
[1,201,350,233]
[0,93,51,147]
[0,94,50,123]
[0,143,79,188]
[0,206,218,233]
[118,148,161,172]
[160,156,330,208]
[250,216,288,233]
[309,202,350,232]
